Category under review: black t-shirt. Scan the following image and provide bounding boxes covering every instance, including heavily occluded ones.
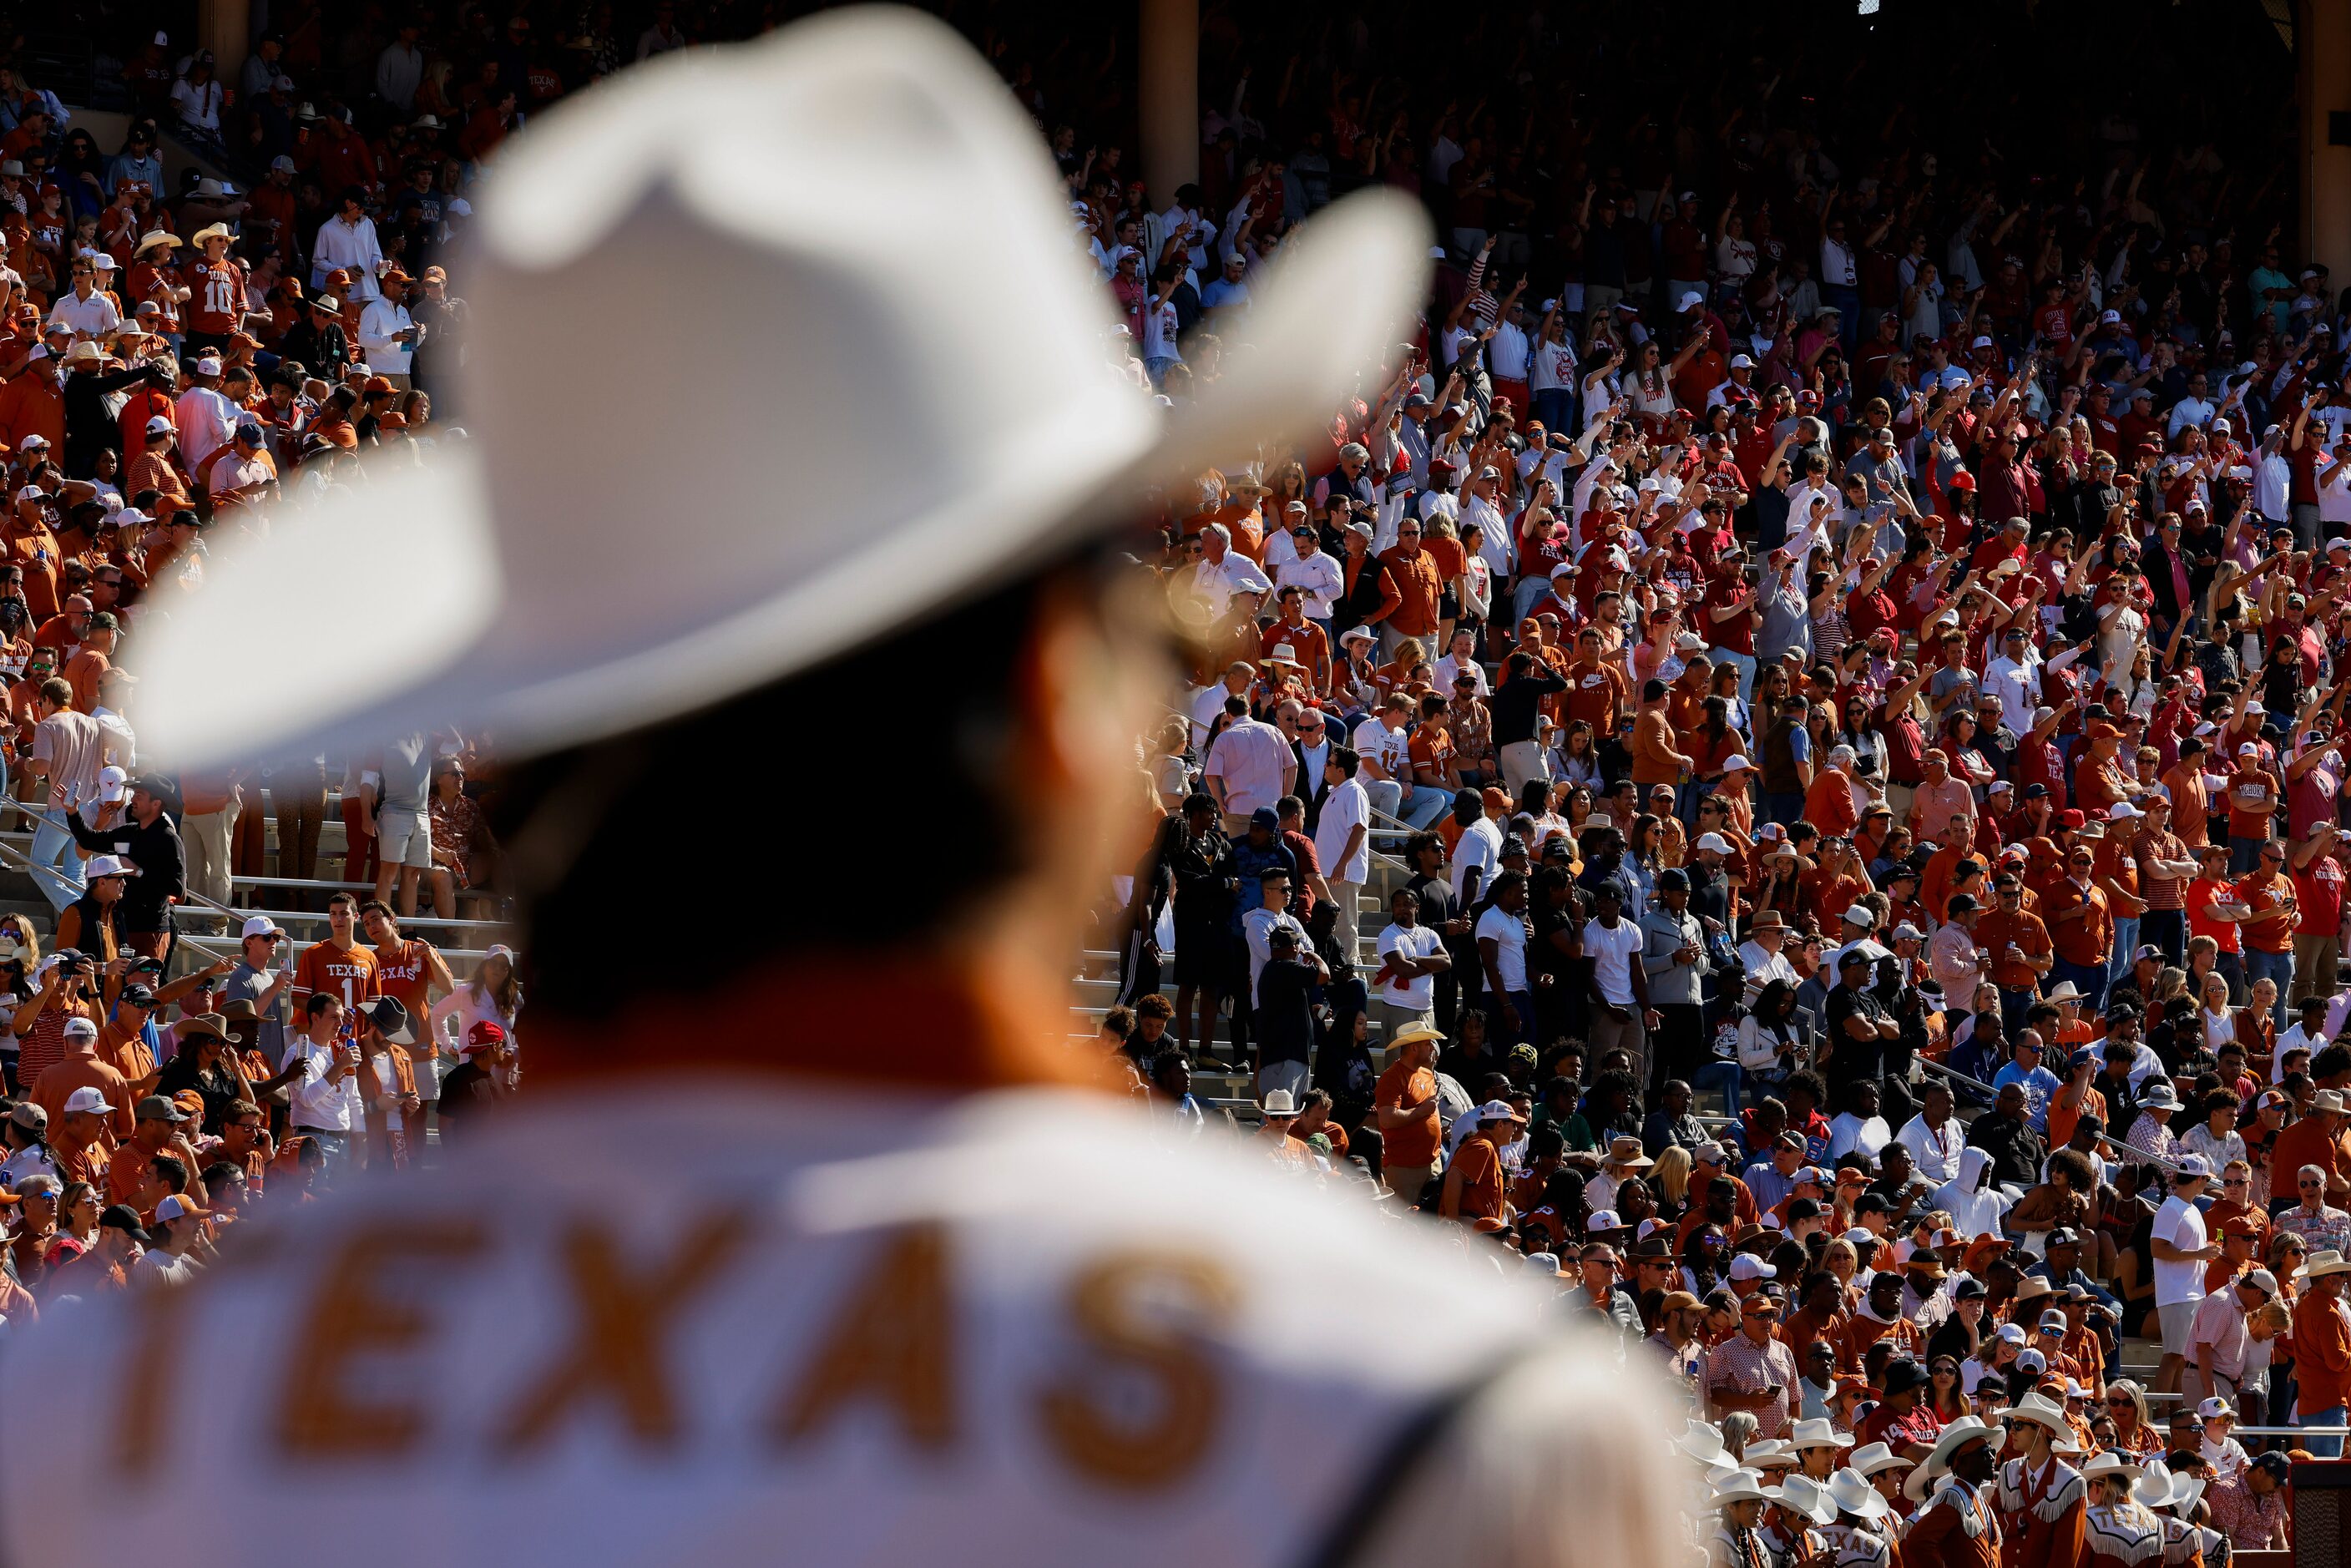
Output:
[1532,904,1577,992]
[1489,667,1567,746]
[1822,983,1890,1088]
[435,1062,496,1140]
[1686,860,1730,930]
[1254,958,1317,1062]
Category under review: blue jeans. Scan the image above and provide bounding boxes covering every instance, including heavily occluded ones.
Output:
[1490,989,1534,1048]
[1709,647,1757,706]
[1398,784,1451,832]
[2245,946,2293,1026]
[1532,387,1577,437]
[1365,779,1403,850]
[1766,791,1805,827]
[2228,835,2267,874]
[2141,908,2186,966]
[2052,957,2108,1014]
[2106,916,2140,989]
[1511,573,1550,629]
[2298,1401,2346,1458]
[27,816,81,912]
[1692,1059,1745,1115]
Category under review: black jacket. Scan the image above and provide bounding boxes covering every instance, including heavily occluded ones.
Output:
[66,807,185,931]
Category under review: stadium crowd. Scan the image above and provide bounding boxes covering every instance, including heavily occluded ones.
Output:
[0,0,2333,1558]
[1091,3,2350,1553]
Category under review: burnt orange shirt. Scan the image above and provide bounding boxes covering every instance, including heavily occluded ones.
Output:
[2041,877,2112,969]
[1973,908,2052,991]
[1448,1133,1506,1222]
[2233,868,2297,955]
[290,938,381,1024]
[1373,1059,1440,1169]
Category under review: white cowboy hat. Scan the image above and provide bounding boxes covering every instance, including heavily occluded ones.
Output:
[1789,1418,1854,1451]
[1258,1090,1300,1118]
[2303,1247,2351,1277]
[1710,1471,1768,1507]
[1844,1442,1910,1479]
[131,9,1429,772]
[1823,1469,1891,1521]
[2133,1461,2202,1515]
[1765,1474,1837,1527]
[1742,1439,1794,1469]
[1674,1419,1727,1465]
[2000,1392,2070,1433]
[2082,1451,2146,1488]
[1904,1417,1995,1503]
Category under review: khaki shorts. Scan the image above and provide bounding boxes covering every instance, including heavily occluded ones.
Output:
[375,807,434,871]
[2158,1299,2199,1358]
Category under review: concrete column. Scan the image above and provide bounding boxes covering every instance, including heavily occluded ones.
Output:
[200,0,251,93]
[2303,0,2351,296]
[1138,0,1197,205]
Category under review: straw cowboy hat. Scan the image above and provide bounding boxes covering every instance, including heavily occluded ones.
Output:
[131,9,1430,771]
[1904,1417,1995,1503]
[1604,1135,1654,1170]
[133,229,179,256]
[2304,1248,2351,1277]
[1823,1469,1892,1522]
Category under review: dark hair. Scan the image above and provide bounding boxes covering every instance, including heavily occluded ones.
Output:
[305,991,340,1019]
[496,569,1088,1024]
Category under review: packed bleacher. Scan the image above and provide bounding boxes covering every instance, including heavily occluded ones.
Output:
[0,0,2333,1555]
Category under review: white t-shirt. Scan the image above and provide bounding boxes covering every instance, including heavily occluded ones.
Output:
[1352,716,1412,784]
[2150,1193,2209,1308]
[1375,922,1446,1009]
[1475,905,1528,994]
[1583,917,1643,1007]
[1451,817,1504,901]
[1314,777,1372,884]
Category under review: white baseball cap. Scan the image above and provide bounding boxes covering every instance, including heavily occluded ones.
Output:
[1677,290,1705,311]
[1695,832,1734,853]
[240,914,287,940]
[1727,1256,1777,1282]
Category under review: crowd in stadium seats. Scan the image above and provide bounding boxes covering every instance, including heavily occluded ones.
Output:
[0,0,2336,1547]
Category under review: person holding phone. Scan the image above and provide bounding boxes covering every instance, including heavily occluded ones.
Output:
[282,991,364,1175]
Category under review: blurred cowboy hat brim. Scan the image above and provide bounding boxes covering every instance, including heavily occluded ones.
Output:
[133,10,1430,772]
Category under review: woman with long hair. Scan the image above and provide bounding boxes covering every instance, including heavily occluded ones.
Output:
[1737,979,1808,1094]
[429,944,523,1084]
[2198,970,2237,1054]
[1651,1145,1693,1218]
[41,1181,99,1281]
[0,1093,56,1186]
[1924,1353,1970,1424]
[1556,721,1602,788]
[1678,1224,1727,1298]
[2103,1381,2161,1456]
